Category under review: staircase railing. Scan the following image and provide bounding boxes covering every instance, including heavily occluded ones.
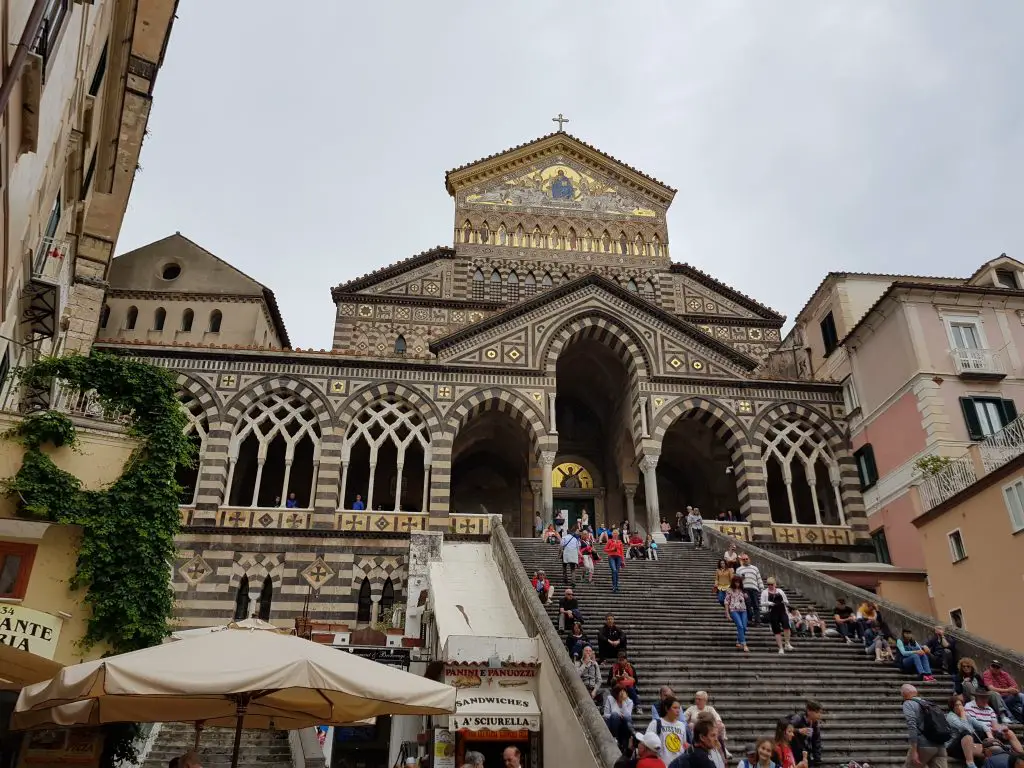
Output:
[489,516,621,768]
[703,527,1024,685]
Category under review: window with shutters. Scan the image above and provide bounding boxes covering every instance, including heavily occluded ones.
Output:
[842,377,860,414]
[870,530,891,565]
[0,542,36,599]
[1002,478,1024,533]
[947,529,967,563]
[960,396,1017,440]
[507,271,519,302]
[819,312,839,356]
[854,444,878,490]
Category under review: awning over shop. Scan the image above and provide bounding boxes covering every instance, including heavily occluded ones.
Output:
[451,691,541,732]
[0,645,62,690]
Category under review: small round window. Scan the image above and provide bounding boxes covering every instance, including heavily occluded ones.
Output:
[161,263,181,280]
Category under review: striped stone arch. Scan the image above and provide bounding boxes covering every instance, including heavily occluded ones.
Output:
[751,401,847,454]
[351,556,405,601]
[174,372,221,423]
[336,381,443,434]
[540,309,653,379]
[442,387,549,455]
[651,396,747,447]
[223,375,335,428]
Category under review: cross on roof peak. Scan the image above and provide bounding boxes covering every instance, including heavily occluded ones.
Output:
[552,113,569,131]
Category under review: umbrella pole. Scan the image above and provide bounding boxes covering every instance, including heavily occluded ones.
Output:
[230,699,248,768]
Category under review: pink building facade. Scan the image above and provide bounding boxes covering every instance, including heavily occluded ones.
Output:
[781,255,1024,570]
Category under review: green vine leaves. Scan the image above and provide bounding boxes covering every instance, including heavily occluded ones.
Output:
[2,353,194,654]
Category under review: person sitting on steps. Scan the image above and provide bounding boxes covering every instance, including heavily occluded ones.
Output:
[897,628,937,682]
[598,613,627,662]
[831,598,861,643]
[565,620,589,661]
[802,605,826,638]
[609,649,642,712]
[628,530,647,560]
[557,588,582,632]
[604,685,635,752]
[576,645,603,706]
[645,533,659,560]
[531,570,553,604]
[925,625,958,675]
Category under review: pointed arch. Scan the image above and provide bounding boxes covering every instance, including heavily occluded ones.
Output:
[583,229,594,252]
[234,575,250,620]
[490,268,501,283]
[548,227,560,250]
[480,221,490,244]
[443,387,548,456]
[514,224,524,247]
[356,578,372,623]
[540,310,654,381]
[567,227,578,250]
[600,231,611,253]
[634,233,645,256]
[532,226,542,248]
[176,387,211,505]
[497,222,507,245]
[395,334,407,354]
[642,279,655,296]
[524,271,537,297]
[257,575,273,621]
[472,268,484,299]
[626,278,638,293]
[560,272,571,285]
[619,232,629,255]
[542,272,553,287]
[507,270,519,302]
[652,234,663,258]
[379,577,395,618]
[462,220,472,243]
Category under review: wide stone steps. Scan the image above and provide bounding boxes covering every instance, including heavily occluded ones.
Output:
[514,539,939,766]
[141,724,293,768]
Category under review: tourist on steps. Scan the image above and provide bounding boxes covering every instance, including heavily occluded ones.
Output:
[802,605,826,637]
[735,554,764,626]
[628,530,647,560]
[831,598,861,643]
[789,700,823,768]
[557,588,582,631]
[580,529,597,582]
[653,686,676,719]
[684,691,731,761]
[577,645,603,705]
[598,614,627,661]
[609,650,642,710]
[560,528,581,583]
[965,687,1024,751]
[531,570,553,603]
[617,732,667,768]
[944,694,986,765]
[723,543,741,571]
[534,511,543,538]
[668,717,719,768]
[724,575,750,653]
[565,620,590,661]
[982,660,1024,723]
[686,507,704,548]
[761,577,795,655]
[738,737,778,768]
[352,494,365,510]
[897,628,937,682]
[645,533,658,560]
[901,683,948,768]
[956,658,1014,719]
[645,696,689,765]
[713,559,733,606]
[604,531,625,592]
[772,721,808,768]
[604,685,636,751]
[924,626,957,675]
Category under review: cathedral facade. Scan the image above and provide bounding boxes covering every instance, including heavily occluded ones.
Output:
[96,132,868,627]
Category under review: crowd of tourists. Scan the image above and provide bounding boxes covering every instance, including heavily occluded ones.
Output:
[530,519,1024,768]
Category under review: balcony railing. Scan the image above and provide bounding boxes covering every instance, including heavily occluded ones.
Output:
[951,347,1004,377]
[32,235,72,284]
[919,455,978,510]
[919,412,1024,510]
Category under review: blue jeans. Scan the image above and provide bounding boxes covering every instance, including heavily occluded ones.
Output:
[606,712,633,748]
[609,556,622,591]
[717,590,726,606]
[744,588,760,624]
[730,610,748,645]
[900,653,932,676]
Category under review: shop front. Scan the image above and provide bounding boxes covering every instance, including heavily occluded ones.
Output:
[440,663,541,768]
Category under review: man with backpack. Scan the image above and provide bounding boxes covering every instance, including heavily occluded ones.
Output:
[901,683,952,768]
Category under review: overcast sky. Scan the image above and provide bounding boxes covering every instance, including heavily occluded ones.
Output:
[117,2,1024,349]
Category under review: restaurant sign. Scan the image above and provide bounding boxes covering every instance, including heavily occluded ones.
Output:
[0,604,63,659]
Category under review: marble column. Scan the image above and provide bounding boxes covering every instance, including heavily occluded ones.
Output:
[531,481,542,525]
[623,483,637,530]
[639,454,663,541]
[540,451,556,524]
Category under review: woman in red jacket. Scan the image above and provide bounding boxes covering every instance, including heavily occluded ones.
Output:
[603,530,625,593]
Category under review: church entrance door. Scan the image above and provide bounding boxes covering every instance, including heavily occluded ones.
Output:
[553,497,594,531]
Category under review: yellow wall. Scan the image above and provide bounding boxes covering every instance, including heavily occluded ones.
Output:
[916,469,1024,652]
[875,576,934,618]
[0,413,135,664]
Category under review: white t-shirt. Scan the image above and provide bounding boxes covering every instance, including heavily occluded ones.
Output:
[645,717,688,764]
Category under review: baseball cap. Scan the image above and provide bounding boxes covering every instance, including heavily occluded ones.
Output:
[641,733,662,752]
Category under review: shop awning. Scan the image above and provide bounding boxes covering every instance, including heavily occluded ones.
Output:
[0,645,62,690]
[451,691,541,732]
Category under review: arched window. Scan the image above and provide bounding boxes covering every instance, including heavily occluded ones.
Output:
[176,390,209,505]
[257,576,273,621]
[497,223,507,245]
[341,397,431,512]
[653,235,663,258]
[560,272,570,285]
[227,392,322,508]
[480,222,490,244]
[357,578,372,623]
[601,231,611,253]
[532,227,542,248]
[153,307,166,331]
[524,271,537,297]
[583,230,594,252]
[762,416,845,526]
[542,272,553,287]
[642,279,655,297]
[472,268,484,300]
[548,228,560,250]
[489,269,501,300]
[626,279,638,293]
[395,335,407,355]
[567,228,578,250]
[462,221,472,243]
[619,233,629,255]
[208,310,222,333]
[379,577,395,619]
[125,306,138,330]
[181,308,194,332]
[634,234,646,256]
[99,304,110,329]
[514,225,524,247]
[507,270,519,302]
[234,575,250,621]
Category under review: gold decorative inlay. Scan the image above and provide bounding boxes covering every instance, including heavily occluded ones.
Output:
[669,357,682,369]
[329,379,346,394]
[691,360,704,370]
[485,349,498,359]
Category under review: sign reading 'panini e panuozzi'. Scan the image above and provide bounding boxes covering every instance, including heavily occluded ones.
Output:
[0,604,63,659]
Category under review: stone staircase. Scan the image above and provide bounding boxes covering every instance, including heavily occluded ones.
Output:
[141,723,292,768]
[512,539,951,767]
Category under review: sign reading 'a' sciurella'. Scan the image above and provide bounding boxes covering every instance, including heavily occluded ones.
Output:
[0,604,63,659]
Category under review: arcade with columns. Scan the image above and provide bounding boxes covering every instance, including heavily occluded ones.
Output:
[99,127,871,629]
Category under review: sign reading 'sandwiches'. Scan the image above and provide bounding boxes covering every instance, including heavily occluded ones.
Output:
[457,696,533,708]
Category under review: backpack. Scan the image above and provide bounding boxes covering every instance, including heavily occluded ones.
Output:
[915,698,952,744]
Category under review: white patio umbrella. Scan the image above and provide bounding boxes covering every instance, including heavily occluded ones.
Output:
[169,616,292,641]
[13,629,455,768]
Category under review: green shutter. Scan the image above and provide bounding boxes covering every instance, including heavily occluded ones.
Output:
[1002,399,1018,425]
[865,444,878,484]
[960,397,984,440]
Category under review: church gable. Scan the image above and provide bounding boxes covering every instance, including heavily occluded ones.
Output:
[670,264,784,321]
[431,275,757,378]
[331,246,455,298]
